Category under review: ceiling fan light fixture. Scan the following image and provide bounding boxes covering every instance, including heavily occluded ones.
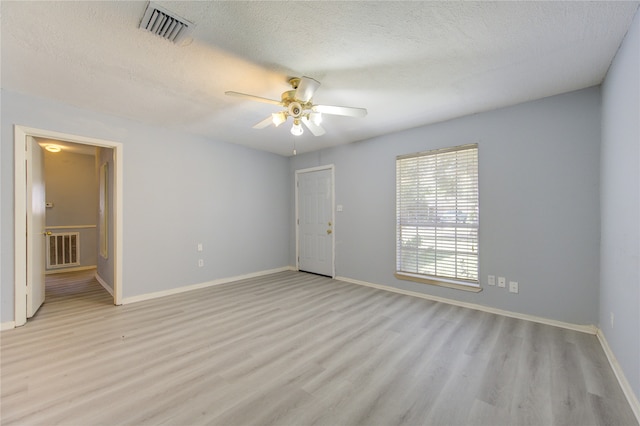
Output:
[226,76,367,138]
[291,120,304,136]
[272,112,286,127]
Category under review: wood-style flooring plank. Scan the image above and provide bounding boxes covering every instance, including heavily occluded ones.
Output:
[1,269,637,426]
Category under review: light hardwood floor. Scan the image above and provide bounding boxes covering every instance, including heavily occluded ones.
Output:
[1,270,637,426]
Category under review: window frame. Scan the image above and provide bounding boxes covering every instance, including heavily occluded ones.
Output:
[395,143,480,292]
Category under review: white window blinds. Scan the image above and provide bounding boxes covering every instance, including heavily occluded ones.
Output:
[396,144,479,286]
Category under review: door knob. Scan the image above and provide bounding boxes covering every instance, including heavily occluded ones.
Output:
[327,229,332,234]
[44,231,52,236]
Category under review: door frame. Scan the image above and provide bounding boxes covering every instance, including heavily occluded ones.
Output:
[14,125,124,326]
[295,164,335,278]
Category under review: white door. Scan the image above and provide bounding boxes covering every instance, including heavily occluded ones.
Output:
[297,167,334,277]
[26,137,46,317]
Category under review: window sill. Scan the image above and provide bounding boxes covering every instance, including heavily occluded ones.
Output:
[395,273,482,293]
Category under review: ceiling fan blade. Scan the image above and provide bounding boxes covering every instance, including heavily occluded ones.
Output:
[272,111,287,127]
[313,104,368,118]
[301,117,326,136]
[225,91,282,106]
[252,116,274,129]
[295,77,321,102]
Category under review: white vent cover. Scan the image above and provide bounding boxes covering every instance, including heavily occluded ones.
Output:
[139,2,194,44]
[47,232,80,269]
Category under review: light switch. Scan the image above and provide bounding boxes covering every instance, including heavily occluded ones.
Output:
[336,205,343,212]
[488,275,495,286]
[498,277,506,288]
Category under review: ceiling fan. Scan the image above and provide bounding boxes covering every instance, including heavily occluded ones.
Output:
[225,76,367,136]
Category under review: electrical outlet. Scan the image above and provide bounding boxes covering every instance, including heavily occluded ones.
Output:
[197,243,203,252]
[509,281,519,293]
[198,259,204,267]
[498,277,506,288]
[488,275,496,286]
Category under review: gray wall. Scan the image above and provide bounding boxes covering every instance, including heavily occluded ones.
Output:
[1,90,290,322]
[44,149,98,271]
[600,8,640,399]
[290,87,601,326]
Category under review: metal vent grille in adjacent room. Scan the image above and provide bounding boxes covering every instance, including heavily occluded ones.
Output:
[139,2,194,43]
[47,232,80,269]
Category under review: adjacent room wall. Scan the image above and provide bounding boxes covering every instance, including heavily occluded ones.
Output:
[1,90,290,323]
[43,149,98,272]
[290,87,601,326]
[600,8,640,399]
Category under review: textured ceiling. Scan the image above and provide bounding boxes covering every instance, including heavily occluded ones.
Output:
[2,1,638,156]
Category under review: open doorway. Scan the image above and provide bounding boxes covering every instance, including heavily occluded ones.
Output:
[37,138,114,308]
[13,126,123,327]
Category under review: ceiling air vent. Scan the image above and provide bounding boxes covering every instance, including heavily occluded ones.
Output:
[139,2,194,44]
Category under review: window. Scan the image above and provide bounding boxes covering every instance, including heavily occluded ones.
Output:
[396,144,479,291]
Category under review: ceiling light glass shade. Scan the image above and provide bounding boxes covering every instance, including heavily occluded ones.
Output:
[45,144,62,153]
[310,112,322,126]
[272,112,286,127]
[291,121,304,136]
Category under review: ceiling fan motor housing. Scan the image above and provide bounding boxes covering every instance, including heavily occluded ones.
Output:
[288,101,303,118]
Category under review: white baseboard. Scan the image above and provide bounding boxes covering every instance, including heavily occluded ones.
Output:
[122,267,294,305]
[596,329,640,423]
[335,275,597,335]
[46,265,97,275]
[1,321,16,331]
[94,272,114,297]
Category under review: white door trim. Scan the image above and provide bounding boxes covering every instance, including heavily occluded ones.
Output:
[14,125,124,326]
[295,164,335,278]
